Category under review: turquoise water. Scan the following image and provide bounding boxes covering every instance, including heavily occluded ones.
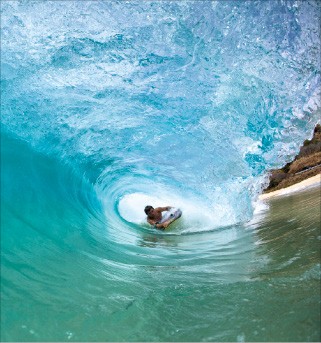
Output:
[1,1,321,341]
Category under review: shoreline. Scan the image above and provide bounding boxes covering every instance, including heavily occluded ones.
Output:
[259,174,320,201]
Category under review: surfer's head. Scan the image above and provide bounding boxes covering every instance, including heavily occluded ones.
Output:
[144,205,154,215]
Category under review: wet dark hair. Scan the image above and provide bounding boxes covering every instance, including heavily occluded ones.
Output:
[144,205,153,215]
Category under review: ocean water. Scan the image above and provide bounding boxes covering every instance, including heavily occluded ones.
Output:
[1,1,320,341]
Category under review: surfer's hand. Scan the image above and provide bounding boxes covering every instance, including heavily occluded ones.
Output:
[155,223,166,229]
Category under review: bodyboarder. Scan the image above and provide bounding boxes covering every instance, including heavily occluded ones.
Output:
[144,205,182,230]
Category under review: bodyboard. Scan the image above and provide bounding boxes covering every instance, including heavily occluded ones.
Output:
[160,207,182,228]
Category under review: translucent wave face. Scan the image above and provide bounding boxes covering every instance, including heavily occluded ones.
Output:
[1,1,320,226]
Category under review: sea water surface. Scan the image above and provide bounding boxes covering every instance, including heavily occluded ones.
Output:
[1,1,321,341]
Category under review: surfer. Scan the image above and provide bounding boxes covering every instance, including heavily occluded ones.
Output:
[144,205,181,230]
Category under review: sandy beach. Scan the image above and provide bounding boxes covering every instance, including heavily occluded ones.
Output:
[259,174,321,200]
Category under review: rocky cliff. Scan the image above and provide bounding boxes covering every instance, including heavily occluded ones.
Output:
[264,124,321,193]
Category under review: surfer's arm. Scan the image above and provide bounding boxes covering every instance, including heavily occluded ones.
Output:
[162,217,176,229]
[147,218,165,229]
[155,206,172,212]
[147,219,163,228]
[147,218,155,225]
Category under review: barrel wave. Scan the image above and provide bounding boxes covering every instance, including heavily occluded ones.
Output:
[1,1,320,341]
